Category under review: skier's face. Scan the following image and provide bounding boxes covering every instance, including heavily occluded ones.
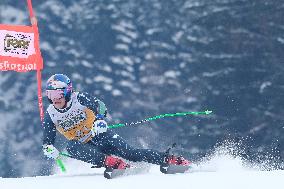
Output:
[46,89,67,109]
[52,97,66,109]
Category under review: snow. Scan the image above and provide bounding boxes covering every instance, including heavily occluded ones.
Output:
[0,6,27,25]
[111,24,138,39]
[0,170,282,189]
[259,81,272,93]
[0,154,283,189]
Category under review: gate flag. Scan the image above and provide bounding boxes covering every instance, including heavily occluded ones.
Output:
[0,0,44,121]
[0,24,43,72]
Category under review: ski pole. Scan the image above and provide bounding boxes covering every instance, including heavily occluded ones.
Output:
[46,147,67,173]
[55,158,66,173]
[109,110,213,129]
[53,152,73,173]
[59,152,72,158]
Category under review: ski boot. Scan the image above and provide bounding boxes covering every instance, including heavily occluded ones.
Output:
[103,156,130,179]
[160,154,191,174]
[160,143,191,174]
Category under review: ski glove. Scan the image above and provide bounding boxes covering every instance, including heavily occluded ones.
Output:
[43,144,60,159]
[92,114,108,136]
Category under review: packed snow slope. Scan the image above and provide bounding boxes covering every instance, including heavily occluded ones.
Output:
[0,154,283,189]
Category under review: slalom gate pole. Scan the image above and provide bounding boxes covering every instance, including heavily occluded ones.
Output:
[26,0,45,121]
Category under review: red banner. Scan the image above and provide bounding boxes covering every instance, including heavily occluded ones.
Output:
[0,24,43,72]
[0,0,45,121]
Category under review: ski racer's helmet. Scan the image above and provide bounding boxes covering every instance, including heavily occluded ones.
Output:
[46,74,73,103]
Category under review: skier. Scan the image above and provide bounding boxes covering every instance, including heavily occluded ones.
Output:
[42,74,190,178]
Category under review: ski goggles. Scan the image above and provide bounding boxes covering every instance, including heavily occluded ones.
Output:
[46,89,65,101]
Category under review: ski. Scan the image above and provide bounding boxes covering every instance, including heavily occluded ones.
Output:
[104,167,125,179]
[104,164,191,179]
[160,164,191,174]
[103,165,150,179]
